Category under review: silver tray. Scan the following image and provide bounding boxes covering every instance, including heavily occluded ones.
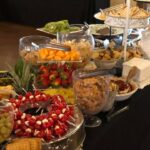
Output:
[105,15,149,28]
[42,107,85,150]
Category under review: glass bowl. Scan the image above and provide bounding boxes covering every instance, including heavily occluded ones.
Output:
[60,33,95,66]
[91,49,121,69]
[0,99,14,143]
[73,68,114,127]
[19,35,51,64]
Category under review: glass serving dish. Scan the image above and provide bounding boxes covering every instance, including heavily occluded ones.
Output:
[0,99,14,144]
[73,68,116,127]
[91,49,121,69]
[59,33,95,66]
[42,107,85,150]
[19,35,51,64]
[33,62,79,90]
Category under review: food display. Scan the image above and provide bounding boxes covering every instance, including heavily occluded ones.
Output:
[40,20,81,34]
[0,100,14,143]
[89,24,123,36]
[0,71,12,86]
[111,77,138,101]
[0,85,15,99]
[91,47,143,69]
[9,90,75,141]
[20,48,81,63]
[2,1,150,146]
[91,49,121,69]
[92,50,121,60]
[38,48,81,62]
[111,78,132,94]
[73,70,109,115]
[59,33,94,65]
[34,63,77,89]
[43,88,75,105]
[6,138,41,150]
[108,6,149,18]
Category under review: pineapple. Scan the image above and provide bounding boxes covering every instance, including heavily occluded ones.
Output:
[8,58,34,94]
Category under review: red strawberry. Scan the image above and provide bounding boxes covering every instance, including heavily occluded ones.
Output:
[41,79,50,87]
[60,72,69,80]
[39,65,46,71]
[40,73,49,80]
[40,66,49,74]
[61,80,68,87]
[49,71,58,80]
[51,64,58,70]
[51,78,61,87]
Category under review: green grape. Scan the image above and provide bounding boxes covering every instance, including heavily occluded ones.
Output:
[0,135,4,142]
[5,122,12,128]
[0,126,8,134]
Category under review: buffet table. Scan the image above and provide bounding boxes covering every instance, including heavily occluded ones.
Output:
[1,22,150,150]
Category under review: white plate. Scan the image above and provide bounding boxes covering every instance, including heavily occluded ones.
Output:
[89,24,123,36]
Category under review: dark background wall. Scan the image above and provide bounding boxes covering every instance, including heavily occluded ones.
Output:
[0,0,110,27]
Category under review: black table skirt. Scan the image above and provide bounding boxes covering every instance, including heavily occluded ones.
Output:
[84,85,150,150]
[0,0,109,27]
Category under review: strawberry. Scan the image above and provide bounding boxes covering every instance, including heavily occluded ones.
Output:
[51,64,58,70]
[40,65,49,74]
[51,78,61,87]
[72,63,78,70]
[49,71,58,81]
[40,73,49,80]
[61,80,68,87]
[60,72,69,80]
[41,79,50,87]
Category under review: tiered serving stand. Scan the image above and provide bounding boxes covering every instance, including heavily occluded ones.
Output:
[94,0,150,61]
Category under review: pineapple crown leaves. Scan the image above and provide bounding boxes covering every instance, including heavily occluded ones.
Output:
[8,58,35,94]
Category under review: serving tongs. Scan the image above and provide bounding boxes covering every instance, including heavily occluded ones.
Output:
[48,42,71,51]
[31,42,71,51]
[77,68,116,79]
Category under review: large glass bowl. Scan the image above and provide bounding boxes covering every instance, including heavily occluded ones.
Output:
[60,33,95,66]
[73,69,114,127]
[0,99,14,144]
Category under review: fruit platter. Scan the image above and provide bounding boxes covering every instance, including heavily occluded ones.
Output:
[0,56,86,150]
[37,20,83,35]
[1,25,149,149]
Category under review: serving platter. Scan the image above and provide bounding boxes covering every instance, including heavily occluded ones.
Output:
[37,24,83,36]
[89,24,124,36]
[105,15,149,28]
